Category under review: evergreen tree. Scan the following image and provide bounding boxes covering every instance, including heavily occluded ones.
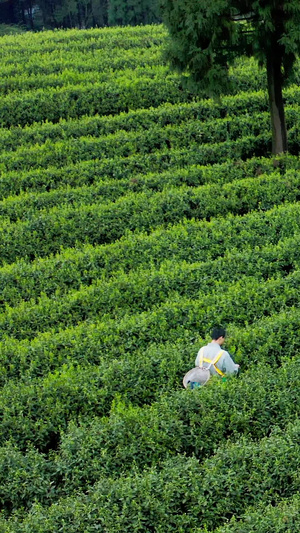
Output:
[108,0,161,26]
[0,0,159,29]
[91,0,108,27]
[34,0,107,28]
[159,0,300,154]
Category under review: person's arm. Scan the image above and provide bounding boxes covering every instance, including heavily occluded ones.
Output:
[220,351,240,375]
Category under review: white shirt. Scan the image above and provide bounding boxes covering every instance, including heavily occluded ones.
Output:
[195,342,239,376]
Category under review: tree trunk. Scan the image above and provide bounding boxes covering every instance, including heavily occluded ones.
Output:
[8,0,16,23]
[266,50,288,155]
[28,0,35,29]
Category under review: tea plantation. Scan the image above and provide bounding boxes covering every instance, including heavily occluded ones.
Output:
[1,24,300,532]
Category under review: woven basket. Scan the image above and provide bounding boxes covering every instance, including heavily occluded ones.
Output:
[183,367,210,389]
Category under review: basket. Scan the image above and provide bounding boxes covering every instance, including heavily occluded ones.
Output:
[183,367,211,389]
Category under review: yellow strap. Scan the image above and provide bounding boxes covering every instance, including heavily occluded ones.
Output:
[201,350,225,377]
[211,350,225,377]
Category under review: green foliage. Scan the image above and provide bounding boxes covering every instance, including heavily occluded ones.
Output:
[0,92,271,151]
[159,1,300,153]
[0,444,56,515]
[3,422,300,531]
[159,0,300,95]
[0,24,25,36]
[1,22,300,532]
[0,178,298,307]
[1,228,300,343]
[0,258,300,388]
[3,165,300,265]
[0,113,275,172]
[108,0,161,26]
[216,495,300,532]
[52,356,300,489]
[0,74,191,128]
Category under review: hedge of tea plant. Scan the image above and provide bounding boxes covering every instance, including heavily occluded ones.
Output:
[0,23,300,532]
[4,164,300,265]
[2,422,300,531]
[0,192,299,307]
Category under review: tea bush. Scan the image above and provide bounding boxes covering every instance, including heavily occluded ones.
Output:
[2,422,300,531]
[0,194,299,307]
[1,22,300,531]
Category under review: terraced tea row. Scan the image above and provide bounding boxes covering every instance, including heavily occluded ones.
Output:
[0,93,272,154]
[0,25,166,57]
[0,53,268,95]
[0,48,163,80]
[0,74,299,131]
[2,230,300,341]
[1,28,299,103]
[0,139,277,201]
[1,262,300,390]
[0,49,164,86]
[1,130,293,202]
[0,92,270,152]
[1,197,299,307]
[2,412,300,530]
[0,56,270,100]
[0,64,171,96]
[2,159,296,223]
[1,167,300,265]
[0,163,256,222]
[0,75,193,128]
[0,307,300,456]
[1,112,281,172]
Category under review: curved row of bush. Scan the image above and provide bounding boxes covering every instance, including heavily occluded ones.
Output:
[0,197,300,307]
[1,419,300,530]
[0,90,271,152]
[2,166,300,265]
[0,51,164,91]
[0,48,163,80]
[2,84,300,153]
[0,137,280,199]
[0,308,300,454]
[0,66,278,140]
[0,64,170,97]
[0,75,194,128]
[0,128,278,188]
[2,229,300,340]
[1,35,298,103]
[0,111,279,173]
[2,151,299,222]
[0,161,274,223]
[1,260,300,387]
[0,110,274,172]
[0,25,166,56]
[0,250,299,347]
[1,61,300,128]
